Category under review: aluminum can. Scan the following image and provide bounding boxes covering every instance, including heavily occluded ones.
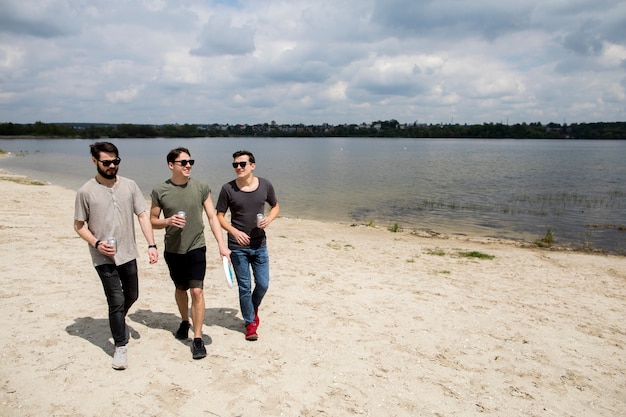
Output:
[106,236,117,251]
[256,213,264,227]
[177,211,186,218]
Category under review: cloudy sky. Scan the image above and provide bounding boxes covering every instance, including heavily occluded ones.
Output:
[1,0,625,125]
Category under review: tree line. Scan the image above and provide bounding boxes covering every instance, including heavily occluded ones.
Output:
[1,120,625,139]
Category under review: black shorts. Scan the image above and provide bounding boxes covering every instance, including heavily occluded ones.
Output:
[164,246,206,290]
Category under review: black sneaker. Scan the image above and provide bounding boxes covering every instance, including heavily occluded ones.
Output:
[175,320,190,340]
[192,338,207,360]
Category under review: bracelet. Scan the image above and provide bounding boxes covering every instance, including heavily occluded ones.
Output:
[95,240,102,249]
[148,244,157,249]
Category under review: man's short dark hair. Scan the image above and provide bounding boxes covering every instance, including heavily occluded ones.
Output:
[233,150,255,164]
[90,142,119,159]
[167,147,191,163]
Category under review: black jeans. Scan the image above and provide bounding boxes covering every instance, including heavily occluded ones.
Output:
[95,260,139,347]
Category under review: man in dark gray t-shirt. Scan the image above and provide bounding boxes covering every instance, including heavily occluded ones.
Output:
[216,150,279,341]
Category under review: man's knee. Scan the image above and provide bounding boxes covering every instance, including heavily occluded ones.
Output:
[190,287,204,300]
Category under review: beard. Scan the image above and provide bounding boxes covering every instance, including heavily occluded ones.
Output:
[97,164,118,180]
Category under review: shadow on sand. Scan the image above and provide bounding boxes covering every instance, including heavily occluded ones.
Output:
[66,307,244,354]
[129,307,244,337]
[65,317,140,356]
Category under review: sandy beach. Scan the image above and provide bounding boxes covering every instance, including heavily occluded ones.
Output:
[0,172,624,417]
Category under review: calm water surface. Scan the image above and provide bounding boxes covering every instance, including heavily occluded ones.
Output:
[1,137,625,253]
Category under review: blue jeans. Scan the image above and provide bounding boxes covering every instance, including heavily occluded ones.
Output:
[95,260,138,347]
[230,246,269,325]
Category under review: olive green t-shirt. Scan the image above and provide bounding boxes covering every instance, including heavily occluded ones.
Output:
[151,178,211,254]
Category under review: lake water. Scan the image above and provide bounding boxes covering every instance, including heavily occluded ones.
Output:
[1,137,625,254]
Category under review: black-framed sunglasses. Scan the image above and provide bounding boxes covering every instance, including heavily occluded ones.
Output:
[174,159,195,167]
[98,158,121,166]
[232,161,248,169]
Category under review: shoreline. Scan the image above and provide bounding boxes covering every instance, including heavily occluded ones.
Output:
[0,174,625,416]
[1,139,625,256]
[0,168,621,256]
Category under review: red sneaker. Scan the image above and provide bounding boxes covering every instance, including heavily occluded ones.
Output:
[254,308,260,327]
[245,322,258,341]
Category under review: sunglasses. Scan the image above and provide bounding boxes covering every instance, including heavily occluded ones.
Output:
[98,158,121,166]
[173,159,195,167]
[232,161,249,169]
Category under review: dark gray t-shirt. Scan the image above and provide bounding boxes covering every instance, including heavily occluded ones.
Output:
[216,177,277,248]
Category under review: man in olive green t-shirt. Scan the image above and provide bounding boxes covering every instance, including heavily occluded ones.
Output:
[150,147,230,360]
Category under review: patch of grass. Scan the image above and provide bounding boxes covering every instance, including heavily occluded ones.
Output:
[586,223,626,231]
[535,229,554,248]
[545,229,554,244]
[326,241,342,250]
[366,220,376,228]
[0,175,47,186]
[388,223,400,232]
[406,254,420,263]
[459,251,495,260]
[425,248,446,256]
[439,270,451,274]
[327,241,354,251]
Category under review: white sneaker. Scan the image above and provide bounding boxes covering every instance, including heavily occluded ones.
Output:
[112,346,128,370]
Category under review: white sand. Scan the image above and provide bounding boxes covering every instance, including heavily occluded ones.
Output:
[0,174,624,416]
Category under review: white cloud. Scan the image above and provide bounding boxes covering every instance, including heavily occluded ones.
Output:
[0,44,23,68]
[0,91,16,102]
[600,42,626,67]
[0,0,624,124]
[161,51,209,84]
[324,82,348,101]
[105,85,141,104]
[190,15,255,57]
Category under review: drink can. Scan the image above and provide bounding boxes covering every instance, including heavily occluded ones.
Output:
[107,236,117,250]
[177,211,186,218]
[256,213,264,227]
